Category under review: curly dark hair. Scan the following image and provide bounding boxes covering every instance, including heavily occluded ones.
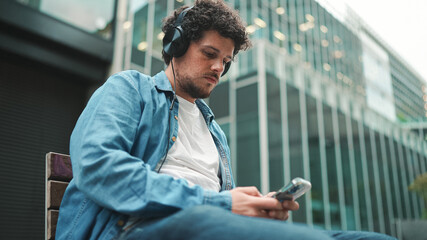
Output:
[161,0,251,65]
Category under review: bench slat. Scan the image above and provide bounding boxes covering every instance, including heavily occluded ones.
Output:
[47,209,59,240]
[47,152,72,181]
[46,152,73,240]
[47,180,69,209]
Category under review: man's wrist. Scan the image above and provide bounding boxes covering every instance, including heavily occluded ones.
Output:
[202,190,232,210]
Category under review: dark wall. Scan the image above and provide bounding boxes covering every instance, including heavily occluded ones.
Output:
[0,2,115,238]
[0,51,90,239]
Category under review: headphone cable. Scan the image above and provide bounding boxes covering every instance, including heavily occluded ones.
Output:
[170,59,177,110]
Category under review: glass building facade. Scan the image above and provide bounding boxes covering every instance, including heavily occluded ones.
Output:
[114,0,427,237]
[113,0,427,236]
[1,0,426,239]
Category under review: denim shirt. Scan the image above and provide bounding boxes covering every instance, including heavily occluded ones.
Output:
[55,70,235,240]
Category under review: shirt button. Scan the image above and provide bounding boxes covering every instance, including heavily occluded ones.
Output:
[117,220,125,227]
[174,115,178,120]
[172,136,176,142]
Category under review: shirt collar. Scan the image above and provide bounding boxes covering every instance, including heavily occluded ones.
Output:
[196,99,215,125]
[153,71,173,93]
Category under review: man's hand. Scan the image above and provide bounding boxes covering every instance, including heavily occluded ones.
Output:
[230,187,299,220]
[264,192,299,220]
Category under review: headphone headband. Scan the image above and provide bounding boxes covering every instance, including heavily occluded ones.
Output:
[174,6,193,27]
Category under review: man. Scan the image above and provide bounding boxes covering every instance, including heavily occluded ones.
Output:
[56,1,395,239]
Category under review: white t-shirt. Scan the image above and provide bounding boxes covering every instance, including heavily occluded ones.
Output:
[156,96,221,192]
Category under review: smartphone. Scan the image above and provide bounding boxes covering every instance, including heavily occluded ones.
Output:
[272,177,312,202]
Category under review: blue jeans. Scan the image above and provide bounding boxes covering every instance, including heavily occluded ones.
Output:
[115,205,396,240]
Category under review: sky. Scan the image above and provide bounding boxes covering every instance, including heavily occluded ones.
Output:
[320,0,427,83]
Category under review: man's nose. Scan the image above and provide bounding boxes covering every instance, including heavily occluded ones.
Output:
[211,59,224,74]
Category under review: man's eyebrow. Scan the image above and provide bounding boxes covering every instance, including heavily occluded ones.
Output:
[203,46,233,61]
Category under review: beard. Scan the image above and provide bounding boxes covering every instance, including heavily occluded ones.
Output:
[175,70,216,100]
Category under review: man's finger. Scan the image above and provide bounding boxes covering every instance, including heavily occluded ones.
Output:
[268,209,288,220]
[259,210,272,219]
[282,200,299,211]
[264,191,276,198]
[236,186,262,197]
[282,211,289,220]
[252,197,283,210]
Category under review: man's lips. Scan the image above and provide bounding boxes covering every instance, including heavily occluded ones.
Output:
[204,74,219,84]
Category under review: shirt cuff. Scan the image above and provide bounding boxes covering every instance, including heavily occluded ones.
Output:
[202,190,232,211]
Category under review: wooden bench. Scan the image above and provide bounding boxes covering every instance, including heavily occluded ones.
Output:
[45,152,72,240]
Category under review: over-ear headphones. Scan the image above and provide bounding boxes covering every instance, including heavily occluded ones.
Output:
[162,6,231,76]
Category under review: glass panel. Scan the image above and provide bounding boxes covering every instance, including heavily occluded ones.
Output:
[364,126,380,232]
[266,74,284,191]
[267,3,274,43]
[384,137,398,221]
[402,145,414,218]
[408,149,420,218]
[416,152,423,176]
[398,142,411,219]
[236,83,260,188]
[337,112,354,230]
[16,0,116,40]
[246,0,252,27]
[423,154,427,173]
[233,0,240,11]
[375,132,391,234]
[174,0,184,9]
[237,48,256,79]
[394,140,407,219]
[153,0,168,54]
[287,0,296,55]
[323,104,340,229]
[311,1,321,72]
[422,155,427,216]
[286,84,306,223]
[351,118,366,230]
[131,0,149,67]
[277,0,288,50]
[306,95,324,227]
[219,122,230,147]
[209,81,230,119]
[150,56,164,75]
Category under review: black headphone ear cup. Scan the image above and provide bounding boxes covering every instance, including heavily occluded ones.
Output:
[162,28,178,57]
[163,27,189,57]
[171,27,189,58]
[162,7,193,58]
[221,61,231,76]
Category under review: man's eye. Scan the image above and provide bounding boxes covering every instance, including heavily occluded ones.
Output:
[204,52,215,58]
